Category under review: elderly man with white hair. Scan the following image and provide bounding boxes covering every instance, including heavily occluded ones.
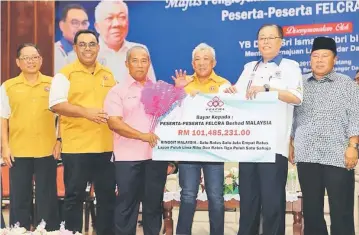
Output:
[172,43,230,235]
[94,0,156,83]
[105,45,167,235]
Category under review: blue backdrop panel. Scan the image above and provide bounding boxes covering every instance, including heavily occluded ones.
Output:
[55,1,359,83]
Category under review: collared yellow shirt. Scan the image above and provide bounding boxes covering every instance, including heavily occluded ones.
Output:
[3,72,56,157]
[184,71,230,94]
[59,60,116,153]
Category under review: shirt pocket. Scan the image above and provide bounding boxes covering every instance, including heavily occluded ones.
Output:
[123,95,141,115]
[37,91,50,112]
[205,84,219,93]
[269,76,286,89]
[99,78,116,88]
[8,88,28,105]
[69,77,93,101]
[8,89,29,119]
[99,79,116,95]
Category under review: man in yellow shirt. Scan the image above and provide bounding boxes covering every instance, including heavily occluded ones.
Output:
[172,43,230,235]
[49,30,116,235]
[0,43,60,230]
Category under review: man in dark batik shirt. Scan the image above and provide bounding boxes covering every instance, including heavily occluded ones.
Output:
[290,37,359,235]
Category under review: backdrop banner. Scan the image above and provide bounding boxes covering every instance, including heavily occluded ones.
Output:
[55,0,359,82]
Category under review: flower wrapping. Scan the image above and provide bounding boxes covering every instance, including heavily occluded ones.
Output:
[140,80,187,131]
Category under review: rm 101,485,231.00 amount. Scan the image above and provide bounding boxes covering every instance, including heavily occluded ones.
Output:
[177,129,251,136]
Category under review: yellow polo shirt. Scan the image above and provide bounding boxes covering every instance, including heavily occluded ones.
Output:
[3,72,56,157]
[184,71,230,94]
[59,60,116,153]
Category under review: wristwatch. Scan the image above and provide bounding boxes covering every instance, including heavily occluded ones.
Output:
[263,84,270,92]
[348,142,359,150]
[57,137,62,143]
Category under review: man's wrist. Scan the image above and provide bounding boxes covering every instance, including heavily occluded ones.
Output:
[1,142,9,149]
[80,107,89,119]
[137,132,145,141]
[56,137,62,143]
[263,84,270,92]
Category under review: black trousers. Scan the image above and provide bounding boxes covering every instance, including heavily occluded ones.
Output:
[238,154,288,235]
[114,160,168,235]
[297,162,355,235]
[62,152,116,235]
[0,211,4,229]
[1,178,5,228]
[9,156,59,230]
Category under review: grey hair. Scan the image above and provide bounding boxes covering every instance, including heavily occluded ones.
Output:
[95,0,129,23]
[126,45,150,61]
[192,43,216,60]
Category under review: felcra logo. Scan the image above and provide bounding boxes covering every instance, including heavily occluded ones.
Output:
[206,96,224,112]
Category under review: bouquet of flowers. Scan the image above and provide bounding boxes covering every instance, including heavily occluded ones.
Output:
[223,167,239,195]
[140,80,187,131]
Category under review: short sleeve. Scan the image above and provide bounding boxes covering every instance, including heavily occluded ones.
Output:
[104,86,124,117]
[49,73,70,108]
[286,63,303,105]
[0,85,11,119]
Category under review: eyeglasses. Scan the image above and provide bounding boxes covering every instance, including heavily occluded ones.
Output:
[19,55,41,62]
[70,19,90,28]
[258,37,281,42]
[77,42,98,50]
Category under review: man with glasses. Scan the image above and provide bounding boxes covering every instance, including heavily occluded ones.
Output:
[1,43,60,230]
[49,30,116,235]
[55,4,89,73]
[94,0,156,83]
[224,24,303,235]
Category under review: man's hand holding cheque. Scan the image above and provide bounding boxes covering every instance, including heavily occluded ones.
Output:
[103,46,184,235]
[224,85,266,100]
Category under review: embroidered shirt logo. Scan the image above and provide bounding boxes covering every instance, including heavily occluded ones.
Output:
[209,86,216,91]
